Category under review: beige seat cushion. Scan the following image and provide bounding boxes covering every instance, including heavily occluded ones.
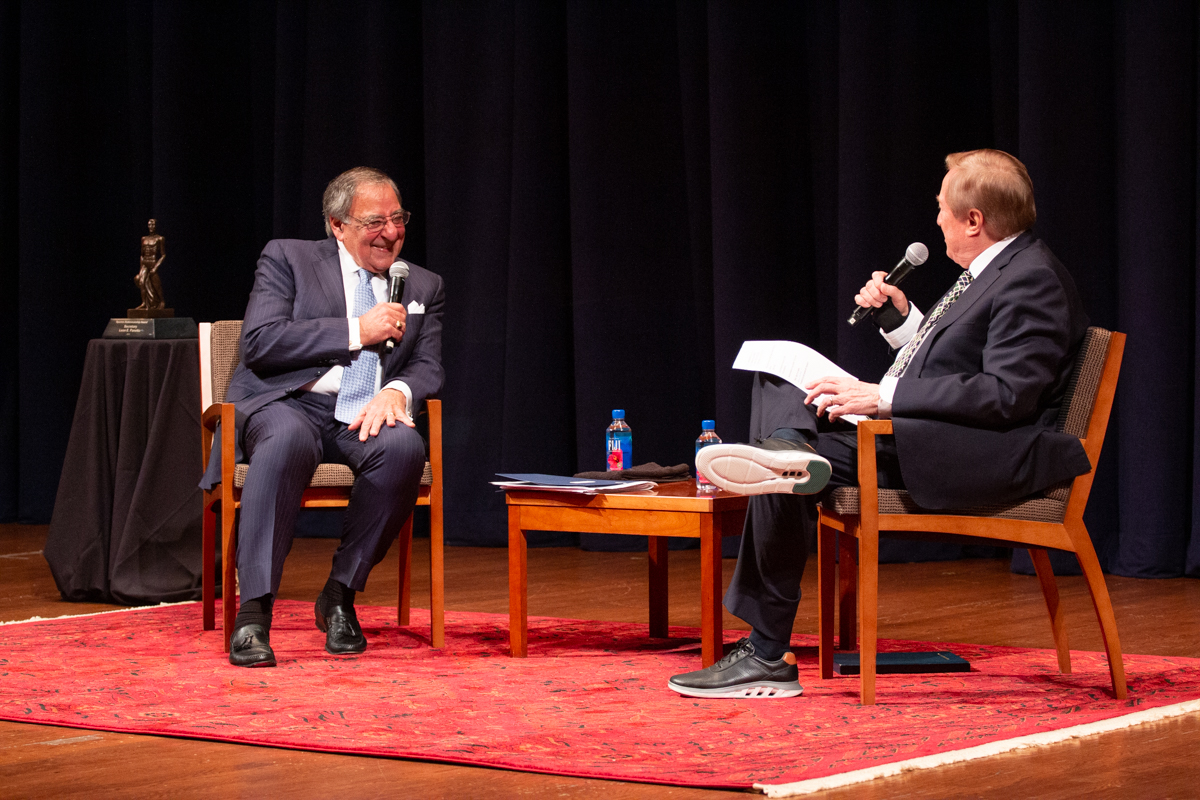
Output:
[233,461,433,489]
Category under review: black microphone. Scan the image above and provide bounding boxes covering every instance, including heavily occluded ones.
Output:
[385,261,410,353]
[847,242,929,326]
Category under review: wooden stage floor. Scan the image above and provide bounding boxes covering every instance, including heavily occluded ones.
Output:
[3,522,1199,798]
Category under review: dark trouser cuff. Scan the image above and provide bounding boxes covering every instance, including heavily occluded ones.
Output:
[749,629,790,661]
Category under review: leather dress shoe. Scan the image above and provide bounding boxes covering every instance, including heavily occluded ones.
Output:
[229,623,276,667]
[315,591,367,655]
[695,437,832,496]
[668,638,802,698]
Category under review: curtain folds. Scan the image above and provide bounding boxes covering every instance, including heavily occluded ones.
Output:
[3,0,1197,577]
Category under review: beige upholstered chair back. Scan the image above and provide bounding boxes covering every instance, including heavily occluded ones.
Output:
[208,320,243,406]
[1056,326,1111,439]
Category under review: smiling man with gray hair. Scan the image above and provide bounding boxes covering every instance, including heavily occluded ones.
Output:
[201,166,444,667]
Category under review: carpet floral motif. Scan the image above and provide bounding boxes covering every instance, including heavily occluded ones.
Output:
[2,602,1198,789]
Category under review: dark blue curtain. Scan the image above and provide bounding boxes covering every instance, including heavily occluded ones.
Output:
[3,0,1197,578]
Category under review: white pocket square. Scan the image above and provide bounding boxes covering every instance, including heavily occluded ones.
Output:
[407,301,425,314]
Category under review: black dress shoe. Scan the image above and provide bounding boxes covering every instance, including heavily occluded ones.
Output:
[229,623,276,667]
[315,591,367,655]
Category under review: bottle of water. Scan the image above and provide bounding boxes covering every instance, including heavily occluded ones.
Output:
[606,410,632,470]
[695,420,721,492]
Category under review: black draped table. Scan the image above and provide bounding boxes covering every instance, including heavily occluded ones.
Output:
[45,338,204,604]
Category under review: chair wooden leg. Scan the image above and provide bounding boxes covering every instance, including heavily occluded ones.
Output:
[858,529,878,705]
[839,531,858,650]
[1069,523,1128,699]
[397,514,413,627]
[818,518,836,680]
[202,500,215,631]
[221,504,238,652]
[1029,547,1071,674]
[429,502,445,649]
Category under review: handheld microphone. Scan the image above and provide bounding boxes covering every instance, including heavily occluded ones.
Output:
[847,242,928,326]
[385,261,410,353]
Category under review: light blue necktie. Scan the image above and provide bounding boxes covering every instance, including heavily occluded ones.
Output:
[885,270,974,379]
[335,269,380,423]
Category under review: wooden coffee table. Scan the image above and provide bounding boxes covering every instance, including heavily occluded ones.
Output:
[505,480,749,666]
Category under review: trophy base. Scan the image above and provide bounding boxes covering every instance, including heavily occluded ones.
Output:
[104,317,198,339]
[126,308,175,318]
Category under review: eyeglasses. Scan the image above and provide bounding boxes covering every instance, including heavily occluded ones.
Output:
[348,210,411,234]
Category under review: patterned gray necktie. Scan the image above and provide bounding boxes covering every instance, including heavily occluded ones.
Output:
[885,270,974,379]
[334,269,380,424]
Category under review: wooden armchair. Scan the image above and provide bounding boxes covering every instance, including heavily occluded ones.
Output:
[198,320,444,651]
[817,327,1126,704]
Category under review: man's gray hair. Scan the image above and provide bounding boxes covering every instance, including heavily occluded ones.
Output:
[322,167,402,236]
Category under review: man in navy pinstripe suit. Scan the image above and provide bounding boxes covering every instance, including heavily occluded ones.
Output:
[201,167,444,667]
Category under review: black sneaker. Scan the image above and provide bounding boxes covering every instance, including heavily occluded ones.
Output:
[695,438,831,496]
[668,638,802,698]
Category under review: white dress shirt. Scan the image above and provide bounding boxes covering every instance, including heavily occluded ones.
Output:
[878,233,1018,404]
[300,240,413,412]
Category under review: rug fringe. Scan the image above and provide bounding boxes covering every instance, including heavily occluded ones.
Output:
[755,698,1200,797]
[0,600,198,626]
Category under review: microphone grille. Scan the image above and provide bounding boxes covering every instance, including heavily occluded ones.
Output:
[905,242,929,265]
[389,261,410,278]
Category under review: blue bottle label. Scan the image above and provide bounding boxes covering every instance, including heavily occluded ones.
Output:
[607,432,632,470]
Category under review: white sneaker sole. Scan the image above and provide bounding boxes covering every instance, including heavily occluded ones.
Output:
[666,679,803,699]
[695,443,832,495]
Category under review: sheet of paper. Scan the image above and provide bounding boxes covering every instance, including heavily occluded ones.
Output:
[732,340,867,425]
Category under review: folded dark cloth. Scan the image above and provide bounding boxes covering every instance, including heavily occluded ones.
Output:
[573,462,692,482]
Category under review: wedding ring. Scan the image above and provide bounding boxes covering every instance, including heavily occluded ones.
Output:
[396,320,402,329]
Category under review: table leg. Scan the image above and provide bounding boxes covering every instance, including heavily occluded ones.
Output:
[648,535,668,639]
[508,508,528,658]
[700,514,722,667]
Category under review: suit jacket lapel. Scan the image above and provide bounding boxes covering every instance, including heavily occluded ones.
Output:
[908,232,1034,375]
[311,238,347,317]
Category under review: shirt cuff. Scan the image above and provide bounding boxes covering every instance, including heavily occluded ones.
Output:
[881,304,922,350]
[383,380,413,414]
[349,318,363,351]
[879,375,898,405]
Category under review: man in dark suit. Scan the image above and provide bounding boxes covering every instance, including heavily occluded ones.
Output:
[200,167,444,667]
[674,149,1091,698]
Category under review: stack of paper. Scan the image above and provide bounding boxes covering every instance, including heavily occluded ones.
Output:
[491,473,657,494]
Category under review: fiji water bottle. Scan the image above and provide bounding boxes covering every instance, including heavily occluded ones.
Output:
[695,420,721,492]
[606,410,632,470]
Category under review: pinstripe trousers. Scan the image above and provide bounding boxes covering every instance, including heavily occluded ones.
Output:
[236,391,427,600]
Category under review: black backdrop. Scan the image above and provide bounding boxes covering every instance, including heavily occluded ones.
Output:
[3,1,1198,578]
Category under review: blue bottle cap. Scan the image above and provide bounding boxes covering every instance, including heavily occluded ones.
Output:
[612,409,625,419]
[702,420,715,429]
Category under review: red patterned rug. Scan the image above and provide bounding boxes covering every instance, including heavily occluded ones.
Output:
[1,602,1198,796]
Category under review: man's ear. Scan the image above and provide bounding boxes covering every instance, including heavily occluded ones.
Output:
[329,216,346,242]
[965,208,985,237]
